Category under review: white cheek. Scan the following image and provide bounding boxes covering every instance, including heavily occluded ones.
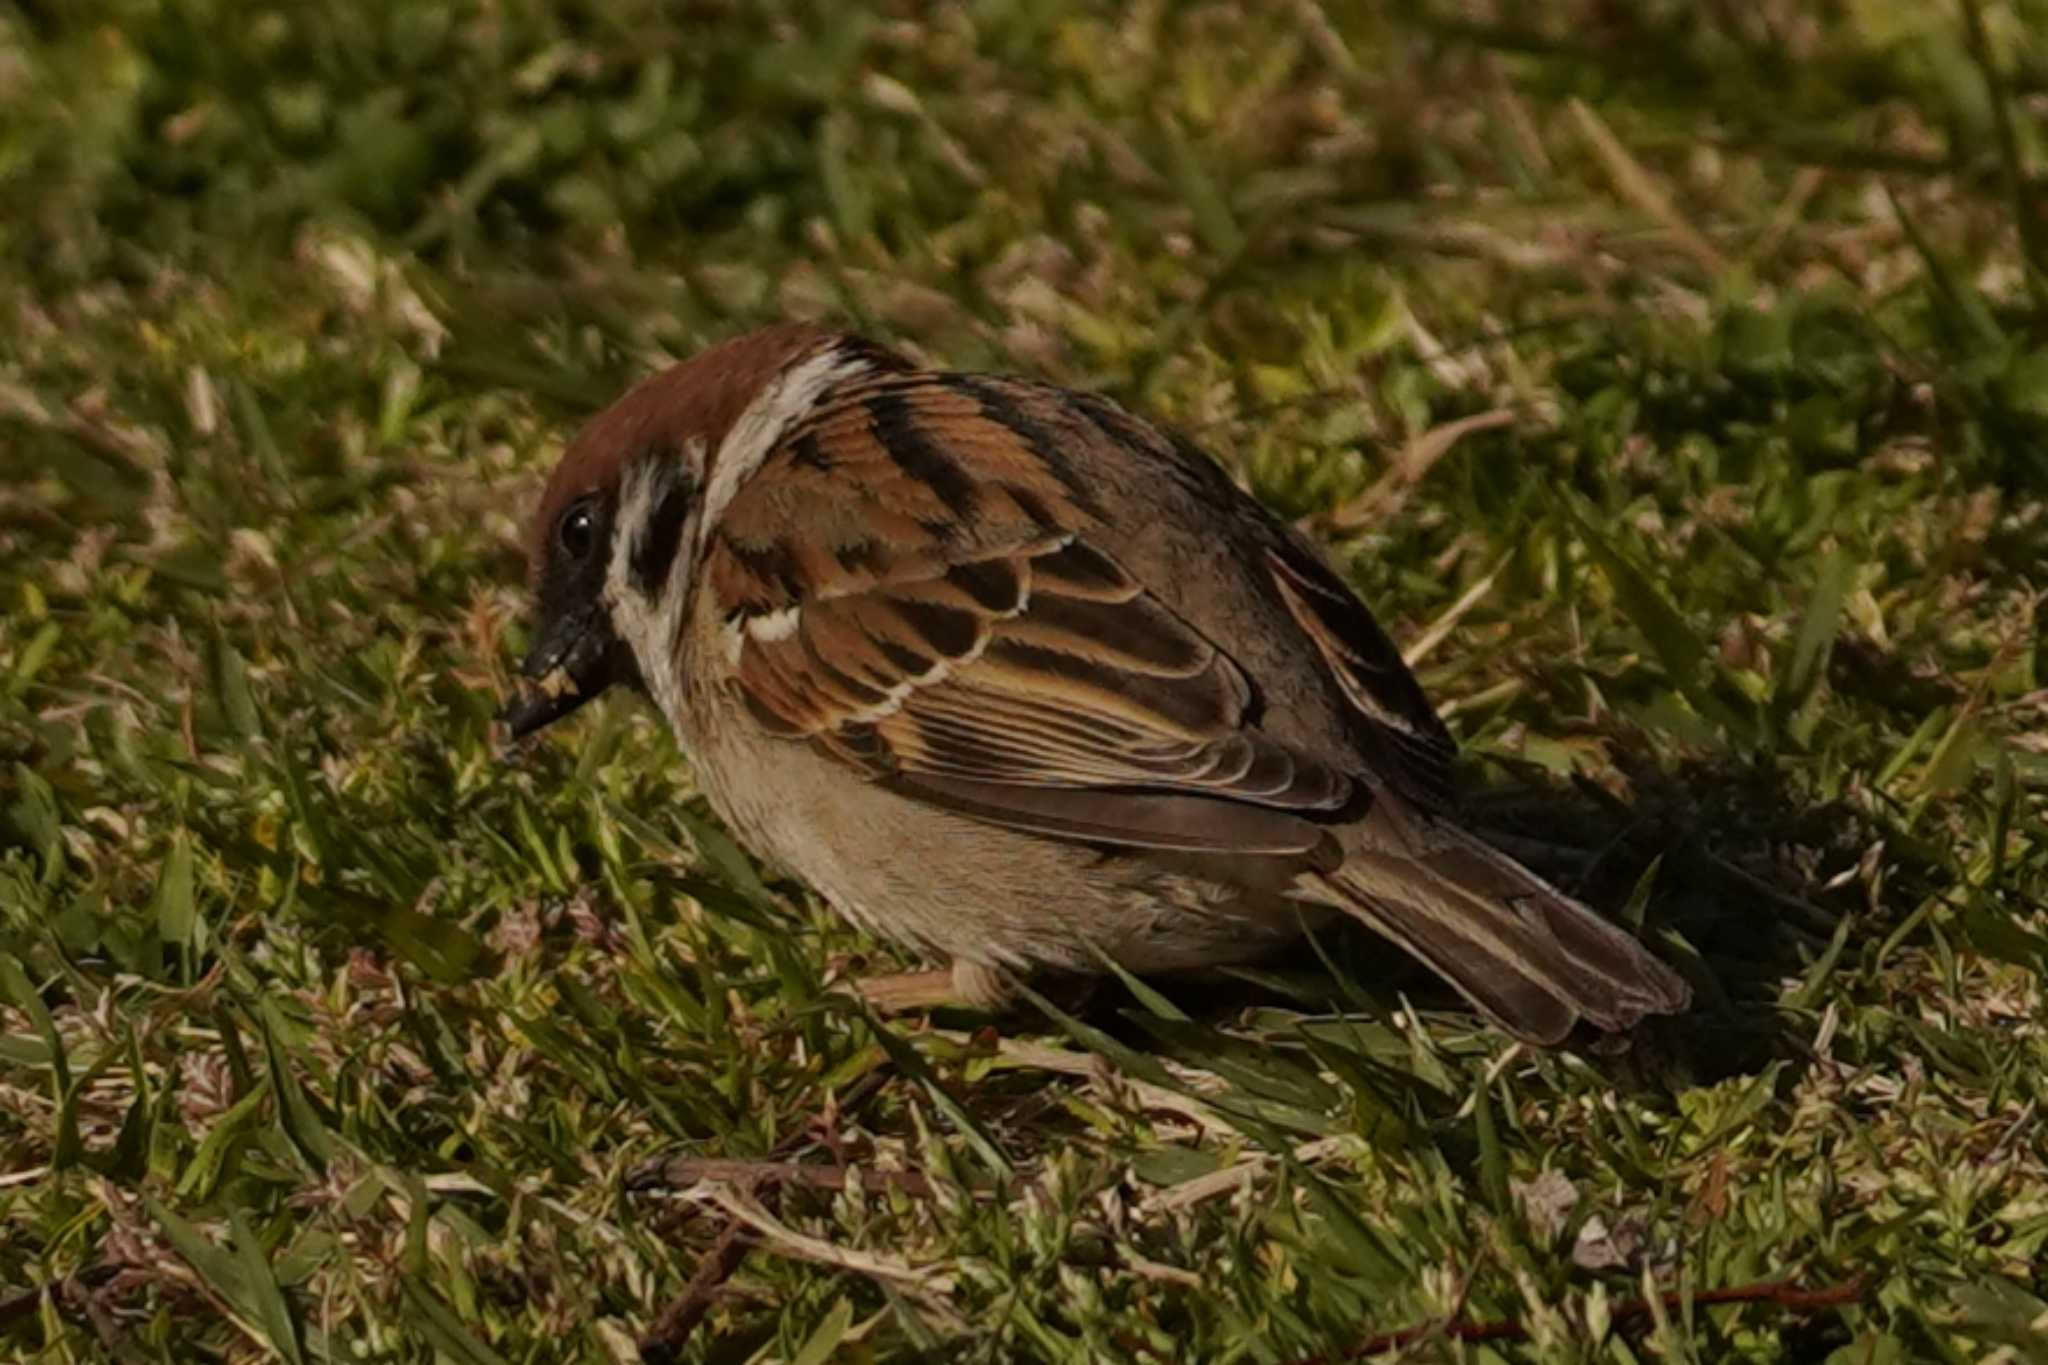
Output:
[603,458,706,727]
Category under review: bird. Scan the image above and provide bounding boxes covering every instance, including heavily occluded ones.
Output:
[502,323,1690,1045]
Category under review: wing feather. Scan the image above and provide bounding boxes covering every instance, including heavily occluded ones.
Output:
[702,369,1453,857]
[1264,545,1458,811]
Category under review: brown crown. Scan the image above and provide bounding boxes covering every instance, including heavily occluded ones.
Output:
[525,323,841,582]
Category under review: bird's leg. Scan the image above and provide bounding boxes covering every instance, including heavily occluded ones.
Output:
[849,960,1017,1013]
[851,968,955,1012]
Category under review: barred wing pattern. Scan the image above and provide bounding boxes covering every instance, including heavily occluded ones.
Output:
[700,370,1453,865]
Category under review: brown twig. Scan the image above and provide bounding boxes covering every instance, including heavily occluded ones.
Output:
[634,1220,756,1365]
[632,1157,947,1202]
[1324,409,1516,533]
[0,1284,47,1329]
[1290,1276,1866,1363]
[633,1076,889,1363]
[631,1155,984,1357]
[0,1265,121,1326]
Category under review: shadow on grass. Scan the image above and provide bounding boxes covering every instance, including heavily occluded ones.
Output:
[1041,751,1919,1092]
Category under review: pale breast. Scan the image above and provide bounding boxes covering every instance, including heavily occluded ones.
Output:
[667,595,1314,973]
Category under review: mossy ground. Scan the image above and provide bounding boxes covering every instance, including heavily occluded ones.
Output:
[3,3,2046,1361]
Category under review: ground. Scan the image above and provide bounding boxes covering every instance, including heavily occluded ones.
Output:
[2,2,2047,1362]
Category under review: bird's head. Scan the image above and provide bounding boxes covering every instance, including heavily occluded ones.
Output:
[503,322,880,738]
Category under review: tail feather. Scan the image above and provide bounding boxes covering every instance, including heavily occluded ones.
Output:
[1323,817,1690,1045]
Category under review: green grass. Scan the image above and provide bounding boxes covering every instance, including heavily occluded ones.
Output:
[3,1,2047,1360]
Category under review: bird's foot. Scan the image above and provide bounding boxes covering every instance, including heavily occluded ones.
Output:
[848,960,1017,1014]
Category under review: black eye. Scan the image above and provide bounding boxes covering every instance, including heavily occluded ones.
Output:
[557,503,596,560]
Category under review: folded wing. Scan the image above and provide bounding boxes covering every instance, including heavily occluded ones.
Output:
[702,372,1357,866]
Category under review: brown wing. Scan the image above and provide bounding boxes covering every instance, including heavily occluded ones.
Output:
[1263,538,1458,813]
[1061,395,1457,813]
[702,371,1354,866]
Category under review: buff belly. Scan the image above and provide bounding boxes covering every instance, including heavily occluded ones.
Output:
[673,684,1318,975]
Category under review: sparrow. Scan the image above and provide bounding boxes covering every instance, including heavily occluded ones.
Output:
[503,324,1690,1044]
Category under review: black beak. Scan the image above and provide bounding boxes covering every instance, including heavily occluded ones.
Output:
[500,606,625,740]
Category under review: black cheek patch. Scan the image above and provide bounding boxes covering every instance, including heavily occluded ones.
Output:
[631,475,694,595]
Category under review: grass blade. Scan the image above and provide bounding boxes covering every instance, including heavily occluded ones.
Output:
[229,1209,307,1365]
[859,1005,1014,1178]
[1772,548,1852,726]
[397,1279,516,1365]
[153,830,199,953]
[1557,493,1735,731]
[148,1199,306,1365]
[257,998,333,1173]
